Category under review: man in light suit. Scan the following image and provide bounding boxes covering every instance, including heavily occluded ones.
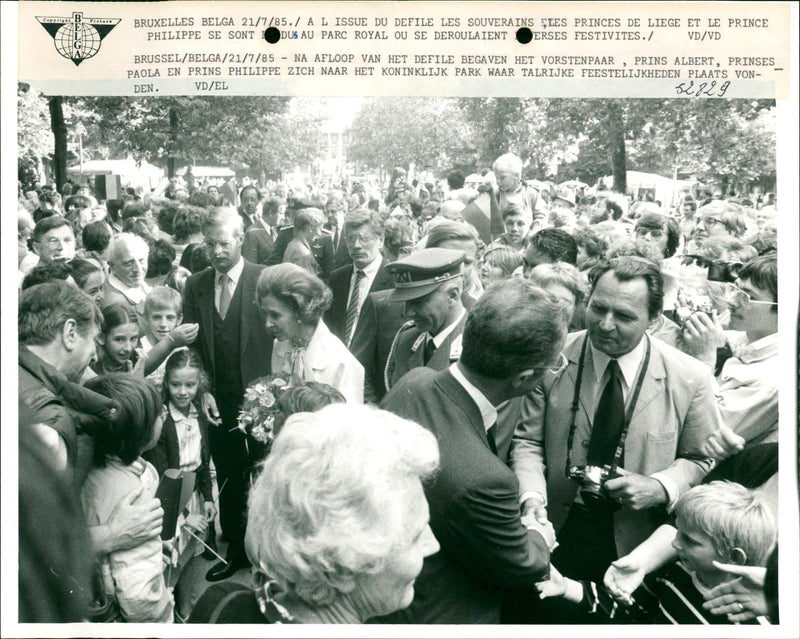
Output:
[507,256,718,587]
[183,209,273,581]
[325,209,393,346]
[384,248,469,392]
[377,278,569,623]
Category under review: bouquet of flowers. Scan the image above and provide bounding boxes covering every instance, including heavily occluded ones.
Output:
[236,375,290,447]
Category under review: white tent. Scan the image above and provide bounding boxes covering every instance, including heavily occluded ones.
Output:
[600,171,697,208]
[67,158,164,193]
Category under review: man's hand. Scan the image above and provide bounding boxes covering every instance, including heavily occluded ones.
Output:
[681,310,723,368]
[604,556,645,606]
[701,426,745,460]
[521,495,548,526]
[106,485,163,553]
[201,392,221,426]
[605,469,668,510]
[535,564,568,599]
[702,562,768,622]
[169,322,199,347]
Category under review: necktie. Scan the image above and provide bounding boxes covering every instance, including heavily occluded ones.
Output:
[423,336,436,365]
[587,359,625,467]
[344,269,367,346]
[217,273,232,319]
[486,423,498,456]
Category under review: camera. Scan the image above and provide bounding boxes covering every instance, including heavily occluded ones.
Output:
[707,260,742,283]
[568,465,620,510]
[675,294,713,326]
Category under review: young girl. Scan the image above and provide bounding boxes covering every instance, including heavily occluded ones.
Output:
[91,304,144,375]
[144,349,216,618]
[69,257,105,306]
[81,374,174,623]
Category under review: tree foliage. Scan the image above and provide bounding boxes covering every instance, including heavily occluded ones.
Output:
[347,98,476,177]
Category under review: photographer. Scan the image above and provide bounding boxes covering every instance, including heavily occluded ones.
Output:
[507,256,718,587]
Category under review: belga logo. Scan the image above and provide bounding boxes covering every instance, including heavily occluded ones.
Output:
[37,12,120,66]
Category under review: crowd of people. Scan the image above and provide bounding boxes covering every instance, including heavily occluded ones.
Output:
[17,151,782,626]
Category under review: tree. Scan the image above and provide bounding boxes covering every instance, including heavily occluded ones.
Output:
[71,96,301,176]
[347,98,475,179]
[18,83,53,189]
[48,96,67,191]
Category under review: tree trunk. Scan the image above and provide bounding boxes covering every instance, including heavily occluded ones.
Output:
[167,106,178,178]
[608,103,627,194]
[48,96,67,191]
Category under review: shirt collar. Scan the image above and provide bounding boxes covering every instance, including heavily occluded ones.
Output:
[355,254,382,279]
[430,307,466,349]
[733,332,778,363]
[216,256,244,286]
[589,334,647,390]
[169,401,198,422]
[450,362,497,431]
[108,272,151,304]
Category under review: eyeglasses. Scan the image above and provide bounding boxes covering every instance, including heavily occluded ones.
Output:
[635,227,665,239]
[702,216,723,227]
[533,352,569,376]
[726,285,777,307]
[42,236,75,248]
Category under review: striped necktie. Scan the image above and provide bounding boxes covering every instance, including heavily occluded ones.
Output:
[344,269,367,346]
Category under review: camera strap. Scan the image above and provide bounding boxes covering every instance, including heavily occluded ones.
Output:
[565,334,652,477]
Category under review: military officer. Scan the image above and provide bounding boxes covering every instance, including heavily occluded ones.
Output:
[384,248,468,391]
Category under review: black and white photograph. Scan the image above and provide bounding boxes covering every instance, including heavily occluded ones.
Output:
[4,2,798,637]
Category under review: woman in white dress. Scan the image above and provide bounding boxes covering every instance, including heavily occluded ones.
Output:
[255,262,364,404]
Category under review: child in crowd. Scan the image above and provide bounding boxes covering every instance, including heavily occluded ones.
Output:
[490,202,532,252]
[536,481,777,624]
[81,374,174,623]
[139,286,200,387]
[144,349,216,620]
[69,257,105,306]
[91,305,144,375]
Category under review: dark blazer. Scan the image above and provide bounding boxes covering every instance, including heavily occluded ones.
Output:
[385,312,468,392]
[349,289,406,403]
[241,218,277,265]
[144,403,213,503]
[379,368,550,623]
[266,226,336,281]
[182,260,273,392]
[325,257,394,342]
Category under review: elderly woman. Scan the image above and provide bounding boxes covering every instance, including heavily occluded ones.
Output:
[691,200,747,251]
[190,404,440,623]
[282,207,326,275]
[256,263,364,403]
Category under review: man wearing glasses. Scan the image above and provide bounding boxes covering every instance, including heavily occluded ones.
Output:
[681,254,778,450]
[31,216,76,265]
[507,256,719,598]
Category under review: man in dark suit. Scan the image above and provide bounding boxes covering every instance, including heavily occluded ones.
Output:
[349,289,405,403]
[377,278,569,623]
[325,210,393,345]
[183,209,273,581]
[383,248,469,393]
[237,184,259,231]
[323,190,353,270]
[241,196,285,265]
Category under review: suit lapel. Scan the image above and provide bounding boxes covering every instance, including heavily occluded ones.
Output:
[563,332,593,424]
[631,338,666,420]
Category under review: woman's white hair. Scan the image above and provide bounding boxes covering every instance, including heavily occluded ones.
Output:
[245,403,439,606]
